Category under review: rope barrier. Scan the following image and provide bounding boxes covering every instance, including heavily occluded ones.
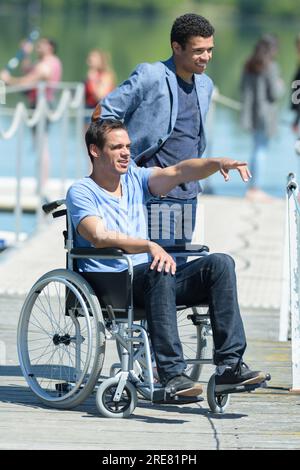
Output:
[1,81,290,138]
[0,82,84,140]
[291,187,300,216]
[0,102,26,139]
[46,89,72,122]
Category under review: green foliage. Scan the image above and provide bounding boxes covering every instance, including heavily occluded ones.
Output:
[5,0,300,16]
[192,0,300,17]
[193,0,237,6]
[238,0,300,16]
[38,0,182,14]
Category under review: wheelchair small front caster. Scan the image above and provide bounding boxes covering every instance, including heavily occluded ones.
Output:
[96,376,138,418]
[207,374,230,413]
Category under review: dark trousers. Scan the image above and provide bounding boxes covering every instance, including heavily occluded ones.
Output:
[133,253,247,384]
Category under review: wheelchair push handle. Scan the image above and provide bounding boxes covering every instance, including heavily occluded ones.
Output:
[42,199,66,214]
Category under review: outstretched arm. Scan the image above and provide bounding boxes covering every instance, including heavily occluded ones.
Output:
[0,61,51,86]
[148,157,251,197]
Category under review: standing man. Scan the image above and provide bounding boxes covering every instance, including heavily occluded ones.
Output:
[92,13,215,262]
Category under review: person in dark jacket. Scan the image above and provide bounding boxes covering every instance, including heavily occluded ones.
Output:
[291,34,300,134]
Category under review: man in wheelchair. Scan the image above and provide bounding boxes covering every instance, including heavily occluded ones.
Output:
[66,119,267,399]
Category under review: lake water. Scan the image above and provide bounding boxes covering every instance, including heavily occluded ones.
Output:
[1,4,300,235]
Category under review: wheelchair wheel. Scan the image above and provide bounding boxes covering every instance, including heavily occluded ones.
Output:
[17,269,106,409]
[207,374,230,413]
[96,376,137,418]
[177,306,212,381]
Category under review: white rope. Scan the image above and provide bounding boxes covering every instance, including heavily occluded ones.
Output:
[0,82,84,140]
[46,89,72,122]
[69,83,85,109]
[4,81,83,94]
[26,97,47,127]
[0,103,26,139]
[0,98,48,138]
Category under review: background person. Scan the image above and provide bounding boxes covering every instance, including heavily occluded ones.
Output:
[240,34,285,202]
[85,49,116,111]
[0,37,62,190]
[291,33,300,134]
[0,37,62,107]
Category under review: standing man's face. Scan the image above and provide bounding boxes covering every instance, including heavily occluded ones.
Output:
[172,35,214,77]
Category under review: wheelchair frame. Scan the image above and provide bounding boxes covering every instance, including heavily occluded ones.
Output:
[63,200,214,415]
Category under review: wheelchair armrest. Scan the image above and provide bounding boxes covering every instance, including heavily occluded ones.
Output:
[70,244,209,259]
[70,247,126,257]
[164,244,209,253]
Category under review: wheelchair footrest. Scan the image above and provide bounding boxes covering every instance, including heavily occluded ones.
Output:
[216,380,269,396]
[152,388,204,405]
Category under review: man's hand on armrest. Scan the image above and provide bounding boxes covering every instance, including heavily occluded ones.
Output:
[77,216,176,274]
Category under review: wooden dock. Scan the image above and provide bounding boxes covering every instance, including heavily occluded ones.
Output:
[0,195,299,450]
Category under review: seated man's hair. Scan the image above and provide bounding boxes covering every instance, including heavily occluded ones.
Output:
[85,119,127,161]
[171,13,215,48]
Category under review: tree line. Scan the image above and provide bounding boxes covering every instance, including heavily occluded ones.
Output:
[4,0,300,17]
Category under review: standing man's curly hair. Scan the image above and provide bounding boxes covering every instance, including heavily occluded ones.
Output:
[171,13,215,49]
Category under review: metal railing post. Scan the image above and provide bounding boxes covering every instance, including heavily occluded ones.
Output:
[286,173,300,392]
[279,190,290,341]
[74,84,85,178]
[14,120,24,244]
[35,82,47,228]
[60,106,69,198]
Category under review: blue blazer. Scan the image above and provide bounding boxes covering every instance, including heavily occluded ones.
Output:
[100,57,214,165]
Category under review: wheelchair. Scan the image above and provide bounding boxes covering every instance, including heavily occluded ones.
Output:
[17,200,269,418]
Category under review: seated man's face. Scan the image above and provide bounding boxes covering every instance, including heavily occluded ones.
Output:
[101,128,131,175]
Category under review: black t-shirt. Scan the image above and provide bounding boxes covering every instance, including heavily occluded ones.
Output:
[146,75,202,199]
